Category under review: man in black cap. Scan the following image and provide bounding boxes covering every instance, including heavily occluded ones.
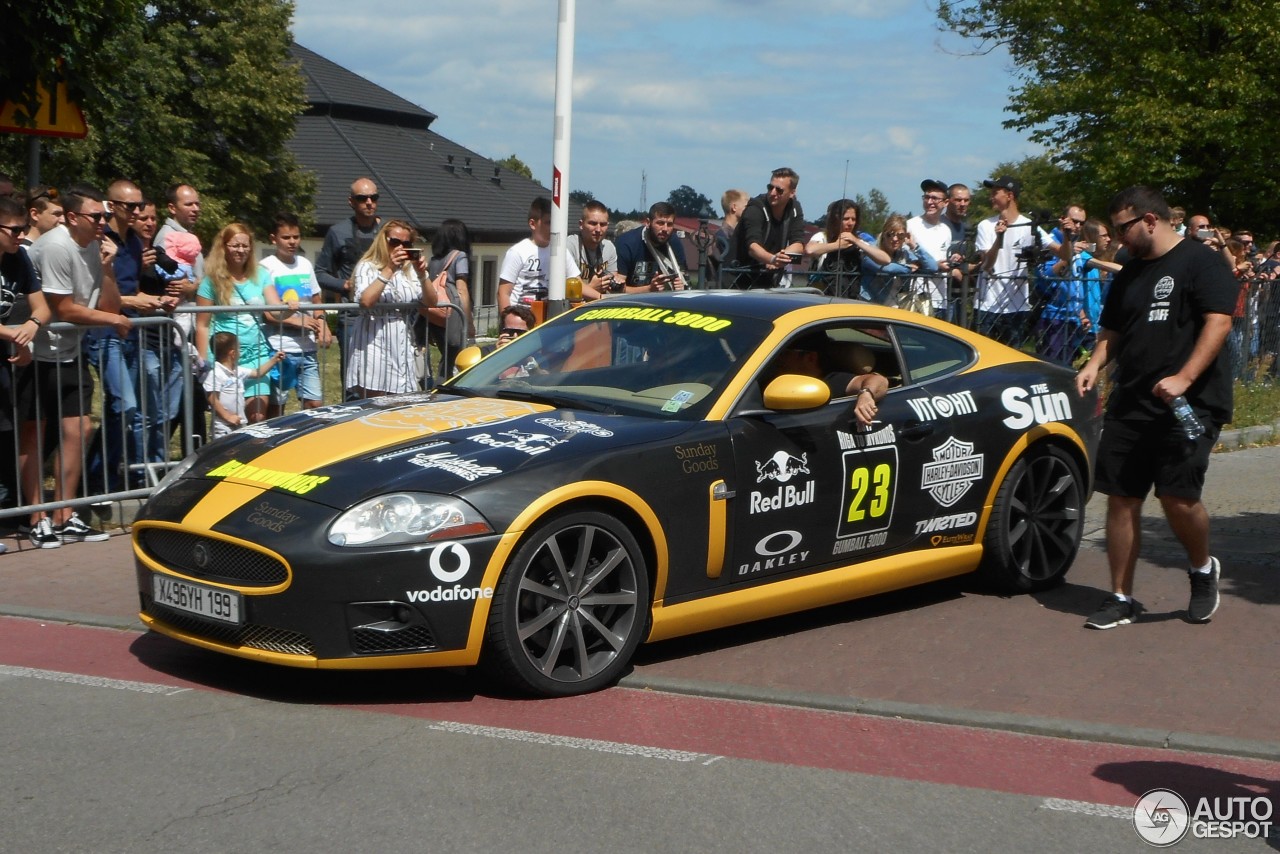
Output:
[907,178,955,319]
[974,175,1050,346]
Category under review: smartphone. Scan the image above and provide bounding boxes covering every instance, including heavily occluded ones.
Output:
[786,252,805,263]
[404,247,423,260]
[1196,229,1215,241]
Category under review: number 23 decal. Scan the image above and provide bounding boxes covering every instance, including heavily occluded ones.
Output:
[837,446,897,540]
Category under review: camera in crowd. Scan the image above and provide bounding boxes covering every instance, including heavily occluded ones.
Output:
[1016,244,1055,265]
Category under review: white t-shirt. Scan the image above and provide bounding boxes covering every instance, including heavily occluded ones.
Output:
[974,215,1051,313]
[260,254,319,354]
[203,361,253,438]
[500,238,580,304]
[906,215,953,309]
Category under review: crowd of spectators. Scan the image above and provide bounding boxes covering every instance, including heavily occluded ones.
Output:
[2,165,1277,553]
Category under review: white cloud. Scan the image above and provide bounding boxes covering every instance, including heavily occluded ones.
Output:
[292,0,1038,215]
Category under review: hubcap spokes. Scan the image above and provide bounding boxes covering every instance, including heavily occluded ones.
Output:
[1008,456,1081,581]
[515,524,639,682]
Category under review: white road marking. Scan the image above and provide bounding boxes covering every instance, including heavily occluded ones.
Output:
[426,720,722,764]
[0,664,191,696]
[1040,797,1131,819]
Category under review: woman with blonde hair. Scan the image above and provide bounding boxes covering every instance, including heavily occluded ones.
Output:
[347,219,439,398]
[861,214,937,308]
[195,222,276,423]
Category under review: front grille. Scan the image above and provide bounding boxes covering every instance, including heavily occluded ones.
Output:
[147,603,315,656]
[140,529,288,587]
[351,625,437,654]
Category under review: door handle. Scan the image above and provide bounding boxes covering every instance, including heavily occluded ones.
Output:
[900,421,934,440]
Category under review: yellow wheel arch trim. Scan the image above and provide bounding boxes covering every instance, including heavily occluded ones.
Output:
[457,481,670,664]
[973,423,1091,540]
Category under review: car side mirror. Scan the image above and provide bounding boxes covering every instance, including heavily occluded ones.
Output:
[453,345,484,373]
[762,374,830,411]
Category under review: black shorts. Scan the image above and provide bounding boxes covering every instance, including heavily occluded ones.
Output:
[1094,416,1220,501]
[14,357,95,421]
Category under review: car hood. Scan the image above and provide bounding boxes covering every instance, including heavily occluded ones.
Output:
[171,393,691,511]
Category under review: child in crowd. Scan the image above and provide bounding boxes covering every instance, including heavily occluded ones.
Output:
[203,331,284,439]
[163,230,202,282]
[260,212,330,416]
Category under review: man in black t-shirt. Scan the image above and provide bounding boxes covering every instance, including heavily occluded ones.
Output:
[0,195,51,536]
[729,167,806,289]
[1075,186,1236,630]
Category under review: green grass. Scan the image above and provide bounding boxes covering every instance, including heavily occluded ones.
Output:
[1227,379,1280,431]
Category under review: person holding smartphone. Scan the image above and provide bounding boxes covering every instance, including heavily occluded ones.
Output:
[614,202,689,293]
[727,167,807,289]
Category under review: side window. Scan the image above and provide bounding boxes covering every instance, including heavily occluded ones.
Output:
[892,325,975,385]
[824,324,902,392]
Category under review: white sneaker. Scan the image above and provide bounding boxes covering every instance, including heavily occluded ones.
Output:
[28,517,62,549]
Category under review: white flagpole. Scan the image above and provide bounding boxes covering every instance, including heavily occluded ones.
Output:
[546,0,576,316]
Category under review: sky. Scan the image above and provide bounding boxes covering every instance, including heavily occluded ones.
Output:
[292,0,1042,221]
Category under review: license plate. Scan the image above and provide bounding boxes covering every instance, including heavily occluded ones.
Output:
[152,574,243,625]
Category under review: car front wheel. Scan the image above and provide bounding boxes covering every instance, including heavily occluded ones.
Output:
[979,444,1084,593]
[485,511,649,696]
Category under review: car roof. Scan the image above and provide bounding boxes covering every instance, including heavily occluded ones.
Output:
[569,289,849,321]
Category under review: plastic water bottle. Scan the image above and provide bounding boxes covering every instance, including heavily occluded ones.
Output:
[1170,395,1205,441]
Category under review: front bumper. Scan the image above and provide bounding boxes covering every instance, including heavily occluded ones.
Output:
[134,515,504,669]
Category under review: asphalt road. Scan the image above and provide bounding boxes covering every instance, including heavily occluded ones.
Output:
[5,619,1278,853]
[2,443,1278,852]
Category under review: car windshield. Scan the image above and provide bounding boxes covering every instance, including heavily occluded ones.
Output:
[445,303,773,419]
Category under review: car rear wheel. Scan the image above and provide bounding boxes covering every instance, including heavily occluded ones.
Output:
[979,444,1084,593]
[485,511,649,696]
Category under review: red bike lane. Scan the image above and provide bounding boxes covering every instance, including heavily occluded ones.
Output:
[4,614,1276,817]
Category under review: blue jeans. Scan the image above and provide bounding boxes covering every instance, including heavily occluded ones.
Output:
[140,342,184,463]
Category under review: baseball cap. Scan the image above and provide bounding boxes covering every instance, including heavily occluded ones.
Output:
[920,178,948,194]
[982,175,1021,195]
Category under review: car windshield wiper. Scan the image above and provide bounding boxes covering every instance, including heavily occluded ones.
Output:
[437,384,484,398]
[494,385,613,413]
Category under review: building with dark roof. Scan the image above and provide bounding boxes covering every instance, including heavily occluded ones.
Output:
[288,43,570,306]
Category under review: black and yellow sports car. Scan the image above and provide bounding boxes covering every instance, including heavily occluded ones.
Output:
[135,291,1100,696]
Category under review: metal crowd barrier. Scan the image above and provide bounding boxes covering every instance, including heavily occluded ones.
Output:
[0,299,466,525]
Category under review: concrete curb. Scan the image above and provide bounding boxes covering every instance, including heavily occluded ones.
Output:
[0,605,145,634]
[619,673,1280,764]
[1216,419,1280,450]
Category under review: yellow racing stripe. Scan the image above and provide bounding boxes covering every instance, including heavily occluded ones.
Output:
[182,399,550,528]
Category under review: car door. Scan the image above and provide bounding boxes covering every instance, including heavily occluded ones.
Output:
[722,322,933,585]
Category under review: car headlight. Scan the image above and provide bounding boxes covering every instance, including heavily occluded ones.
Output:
[327,493,493,547]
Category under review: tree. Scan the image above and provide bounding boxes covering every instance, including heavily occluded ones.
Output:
[0,0,314,242]
[936,1,1280,232]
[853,188,893,237]
[0,1,141,112]
[666,185,713,217]
[568,189,595,205]
[967,154,1079,222]
[496,154,535,182]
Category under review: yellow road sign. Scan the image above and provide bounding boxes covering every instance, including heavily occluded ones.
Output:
[0,77,88,139]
